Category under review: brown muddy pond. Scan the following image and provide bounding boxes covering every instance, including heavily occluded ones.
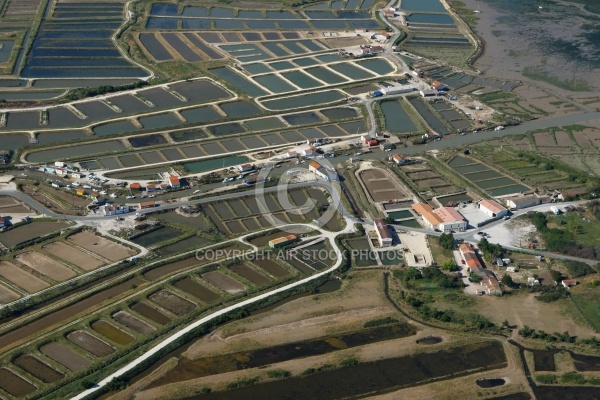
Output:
[149,290,196,316]
[229,264,271,285]
[202,271,245,294]
[0,367,36,397]
[174,277,221,303]
[416,336,442,345]
[186,340,506,399]
[476,378,506,388]
[14,354,64,383]
[92,320,134,346]
[570,352,600,372]
[41,342,91,372]
[253,259,290,278]
[150,323,417,388]
[531,349,558,371]
[143,257,201,281]
[67,330,115,357]
[534,386,600,400]
[113,311,156,335]
[131,302,172,325]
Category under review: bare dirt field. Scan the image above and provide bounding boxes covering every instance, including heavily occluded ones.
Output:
[476,293,596,338]
[555,131,574,147]
[41,342,91,372]
[68,231,136,262]
[42,241,105,271]
[16,251,77,281]
[0,283,20,303]
[360,168,411,203]
[0,196,18,207]
[400,163,430,171]
[0,260,49,292]
[407,171,439,180]
[201,271,245,294]
[533,132,555,147]
[416,178,448,188]
[0,196,30,214]
[572,131,593,147]
[323,36,368,48]
[537,146,575,154]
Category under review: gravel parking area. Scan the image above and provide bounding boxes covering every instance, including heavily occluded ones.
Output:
[396,232,431,267]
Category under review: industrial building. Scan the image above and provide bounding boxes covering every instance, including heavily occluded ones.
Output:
[374,219,392,247]
[268,235,297,249]
[309,161,335,181]
[168,175,180,188]
[101,205,130,216]
[478,199,508,218]
[412,203,467,232]
[505,195,540,210]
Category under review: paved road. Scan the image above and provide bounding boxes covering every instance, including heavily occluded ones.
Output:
[72,217,354,399]
[1,180,347,222]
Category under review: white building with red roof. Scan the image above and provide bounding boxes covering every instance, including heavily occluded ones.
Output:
[479,199,508,218]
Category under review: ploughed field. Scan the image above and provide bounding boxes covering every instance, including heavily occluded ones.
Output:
[359,167,412,203]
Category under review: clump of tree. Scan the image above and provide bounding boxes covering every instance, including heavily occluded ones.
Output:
[399,266,462,289]
[525,212,598,259]
[587,200,600,220]
[442,260,460,271]
[518,326,576,343]
[529,284,570,303]
[363,317,398,328]
[501,274,518,288]
[478,237,504,260]
[66,81,148,101]
[564,261,596,278]
[438,232,454,250]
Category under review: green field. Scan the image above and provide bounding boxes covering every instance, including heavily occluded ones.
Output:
[570,286,600,332]
[547,213,600,248]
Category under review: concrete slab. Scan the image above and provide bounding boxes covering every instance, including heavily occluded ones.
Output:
[397,232,431,267]
[457,203,489,228]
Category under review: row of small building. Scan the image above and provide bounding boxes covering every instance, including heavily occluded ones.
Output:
[459,243,502,295]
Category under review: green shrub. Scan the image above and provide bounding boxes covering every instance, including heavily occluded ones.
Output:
[339,357,359,367]
[561,371,586,384]
[363,317,398,328]
[266,369,291,379]
[226,377,259,390]
[564,261,595,278]
[536,374,557,384]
